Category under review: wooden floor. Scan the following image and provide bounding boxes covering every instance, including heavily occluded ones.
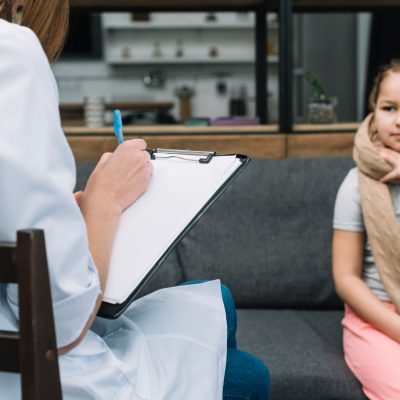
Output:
[64,123,357,163]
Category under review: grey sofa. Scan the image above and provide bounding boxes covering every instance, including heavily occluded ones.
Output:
[76,157,366,400]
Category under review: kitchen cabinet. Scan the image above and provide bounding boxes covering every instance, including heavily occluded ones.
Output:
[102,12,278,67]
[70,0,271,123]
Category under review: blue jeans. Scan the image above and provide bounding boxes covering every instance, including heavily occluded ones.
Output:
[179,281,270,400]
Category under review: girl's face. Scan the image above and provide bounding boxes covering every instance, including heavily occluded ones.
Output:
[374,71,400,152]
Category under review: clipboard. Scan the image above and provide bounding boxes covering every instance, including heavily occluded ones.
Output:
[98,149,250,318]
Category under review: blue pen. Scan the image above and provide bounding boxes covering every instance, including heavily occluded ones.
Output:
[113,109,124,144]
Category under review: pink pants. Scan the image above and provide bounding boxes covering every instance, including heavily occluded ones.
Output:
[343,303,400,400]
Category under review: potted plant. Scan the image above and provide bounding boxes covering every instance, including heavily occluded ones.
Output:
[305,70,337,124]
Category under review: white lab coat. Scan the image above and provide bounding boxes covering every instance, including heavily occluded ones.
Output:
[0,19,227,399]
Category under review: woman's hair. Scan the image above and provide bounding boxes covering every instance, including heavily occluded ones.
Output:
[369,59,400,111]
[0,0,69,61]
[0,0,12,21]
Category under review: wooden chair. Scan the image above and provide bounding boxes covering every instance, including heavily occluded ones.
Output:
[0,229,62,399]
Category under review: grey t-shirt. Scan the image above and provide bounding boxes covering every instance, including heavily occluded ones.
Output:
[333,167,400,301]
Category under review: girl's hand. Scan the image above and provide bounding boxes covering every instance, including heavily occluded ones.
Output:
[379,147,400,183]
[80,139,153,215]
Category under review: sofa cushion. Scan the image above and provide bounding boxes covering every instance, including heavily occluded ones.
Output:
[236,308,366,400]
[176,157,355,309]
[75,163,96,193]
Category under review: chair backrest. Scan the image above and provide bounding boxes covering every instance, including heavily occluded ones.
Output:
[0,229,62,400]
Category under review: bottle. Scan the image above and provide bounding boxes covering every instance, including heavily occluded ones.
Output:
[175,40,184,58]
[152,41,162,58]
[229,86,247,116]
[84,96,105,128]
[209,46,219,58]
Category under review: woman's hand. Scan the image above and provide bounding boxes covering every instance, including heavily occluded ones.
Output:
[379,147,400,183]
[80,139,153,214]
[74,191,83,206]
[66,139,153,353]
[333,229,400,343]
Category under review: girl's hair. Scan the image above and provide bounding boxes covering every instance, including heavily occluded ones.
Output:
[369,59,400,110]
[0,0,69,61]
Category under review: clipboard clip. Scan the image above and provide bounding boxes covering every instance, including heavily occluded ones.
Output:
[149,148,216,164]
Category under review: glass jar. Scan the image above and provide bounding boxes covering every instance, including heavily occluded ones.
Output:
[307,98,337,124]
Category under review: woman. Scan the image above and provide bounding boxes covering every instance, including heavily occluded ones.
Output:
[0,0,269,398]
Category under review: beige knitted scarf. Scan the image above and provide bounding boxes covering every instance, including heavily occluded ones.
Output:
[353,114,400,313]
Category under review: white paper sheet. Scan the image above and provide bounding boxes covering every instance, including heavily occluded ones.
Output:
[103,154,242,304]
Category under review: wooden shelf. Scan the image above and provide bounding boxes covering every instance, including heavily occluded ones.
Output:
[65,129,356,163]
[293,122,359,133]
[287,133,354,158]
[66,133,286,162]
[60,102,174,126]
[71,0,400,11]
[63,124,279,135]
[105,23,260,30]
[70,0,268,11]
[104,20,278,30]
[106,56,279,65]
[63,122,359,135]
[63,123,357,162]
[61,101,174,112]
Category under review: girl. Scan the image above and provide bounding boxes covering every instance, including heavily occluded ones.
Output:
[0,0,269,398]
[333,59,400,400]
